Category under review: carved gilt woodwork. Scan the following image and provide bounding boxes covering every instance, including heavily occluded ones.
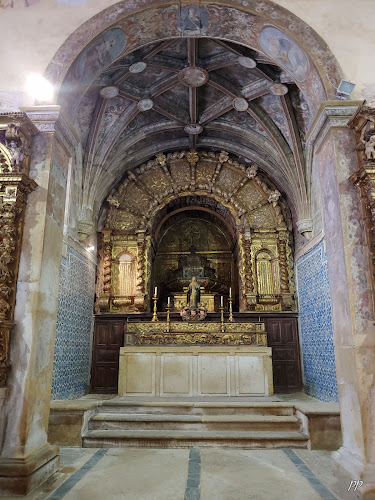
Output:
[96,150,296,313]
[349,105,375,312]
[125,321,267,346]
[0,114,38,386]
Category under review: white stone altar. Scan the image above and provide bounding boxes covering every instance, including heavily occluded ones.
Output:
[118,346,273,397]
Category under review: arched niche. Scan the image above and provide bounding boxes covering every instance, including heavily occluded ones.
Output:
[152,207,239,311]
[96,150,296,313]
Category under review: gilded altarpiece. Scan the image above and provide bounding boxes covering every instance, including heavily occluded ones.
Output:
[95,151,296,314]
[0,115,38,387]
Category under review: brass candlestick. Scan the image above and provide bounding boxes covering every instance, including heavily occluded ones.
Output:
[151,293,158,322]
[166,303,171,332]
[220,305,225,332]
[228,296,234,322]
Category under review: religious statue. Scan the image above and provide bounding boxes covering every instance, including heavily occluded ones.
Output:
[7,140,22,170]
[364,134,375,160]
[187,276,200,308]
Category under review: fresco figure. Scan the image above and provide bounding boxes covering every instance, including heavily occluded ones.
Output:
[259,26,309,82]
[177,6,209,34]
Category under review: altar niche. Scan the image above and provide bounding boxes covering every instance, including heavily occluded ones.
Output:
[153,209,237,312]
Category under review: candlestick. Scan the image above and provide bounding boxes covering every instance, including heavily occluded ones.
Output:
[151,290,158,322]
[166,301,171,332]
[228,295,234,322]
[220,304,225,332]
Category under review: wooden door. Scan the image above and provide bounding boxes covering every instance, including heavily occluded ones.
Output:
[91,320,124,393]
[266,317,302,392]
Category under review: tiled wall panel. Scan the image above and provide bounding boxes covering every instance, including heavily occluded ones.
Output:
[51,246,96,400]
[296,241,338,401]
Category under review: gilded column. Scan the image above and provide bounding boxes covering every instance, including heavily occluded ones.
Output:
[134,230,147,311]
[240,233,256,311]
[278,229,294,310]
[95,230,112,312]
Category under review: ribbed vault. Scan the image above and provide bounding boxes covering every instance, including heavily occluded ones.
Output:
[48,1,343,235]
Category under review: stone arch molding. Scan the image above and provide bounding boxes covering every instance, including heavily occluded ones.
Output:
[46,0,342,105]
[96,150,296,314]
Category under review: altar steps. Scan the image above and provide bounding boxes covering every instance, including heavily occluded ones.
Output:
[88,413,301,432]
[82,400,309,449]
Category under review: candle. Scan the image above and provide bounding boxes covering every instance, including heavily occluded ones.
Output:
[229,287,232,297]
[221,295,223,306]
[154,286,157,296]
[167,296,170,305]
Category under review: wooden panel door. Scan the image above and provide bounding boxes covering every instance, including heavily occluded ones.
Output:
[266,318,302,392]
[91,320,124,393]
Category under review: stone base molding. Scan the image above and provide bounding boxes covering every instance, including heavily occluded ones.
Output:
[332,447,375,499]
[0,444,59,496]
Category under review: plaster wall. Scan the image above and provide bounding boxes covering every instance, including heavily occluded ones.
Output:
[0,0,374,110]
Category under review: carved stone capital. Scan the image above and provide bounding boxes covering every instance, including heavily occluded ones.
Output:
[306,100,363,151]
[296,218,313,238]
[77,220,94,243]
[21,106,80,156]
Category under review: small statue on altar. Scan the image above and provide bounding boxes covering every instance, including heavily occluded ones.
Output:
[187,276,200,308]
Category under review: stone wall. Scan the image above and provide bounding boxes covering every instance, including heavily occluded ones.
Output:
[51,245,96,400]
[296,240,338,401]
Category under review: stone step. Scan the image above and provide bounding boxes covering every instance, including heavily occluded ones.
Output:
[97,401,295,416]
[89,413,301,431]
[82,429,309,449]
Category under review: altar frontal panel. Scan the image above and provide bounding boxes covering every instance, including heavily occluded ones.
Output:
[118,346,273,397]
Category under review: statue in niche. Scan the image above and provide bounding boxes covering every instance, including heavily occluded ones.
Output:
[187,276,200,308]
[7,140,23,171]
[364,134,375,160]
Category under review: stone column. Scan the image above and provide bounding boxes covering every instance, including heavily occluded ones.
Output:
[306,101,375,499]
[0,107,79,496]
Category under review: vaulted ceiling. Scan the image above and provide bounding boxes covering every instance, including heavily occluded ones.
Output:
[66,37,312,221]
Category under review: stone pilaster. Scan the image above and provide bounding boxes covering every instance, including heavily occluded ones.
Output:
[306,101,375,499]
[0,106,79,496]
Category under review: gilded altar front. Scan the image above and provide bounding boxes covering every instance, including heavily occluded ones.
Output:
[95,150,296,314]
[125,321,267,346]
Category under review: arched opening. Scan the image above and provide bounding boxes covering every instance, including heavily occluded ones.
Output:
[7,3,374,497]
[152,204,238,311]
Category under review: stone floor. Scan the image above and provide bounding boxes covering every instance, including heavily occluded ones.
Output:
[2,447,352,500]
[3,393,347,499]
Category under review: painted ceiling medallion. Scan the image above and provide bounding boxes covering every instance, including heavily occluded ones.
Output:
[184,124,203,135]
[233,97,249,111]
[269,83,289,95]
[129,61,147,73]
[99,86,119,99]
[178,66,209,87]
[238,56,257,69]
[137,99,154,111]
